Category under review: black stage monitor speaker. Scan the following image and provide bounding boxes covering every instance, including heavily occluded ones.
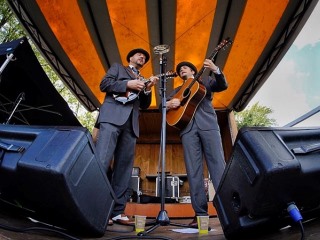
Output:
[0,124,116,237]
[214,127,320,239]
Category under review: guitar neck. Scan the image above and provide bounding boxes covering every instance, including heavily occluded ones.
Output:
[194,49,219,81]
[193,37,232,83]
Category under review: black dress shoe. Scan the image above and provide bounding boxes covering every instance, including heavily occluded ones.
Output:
[188,217,198,228]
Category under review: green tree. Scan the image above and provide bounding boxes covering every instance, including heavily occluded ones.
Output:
[0,0,24,42]
[0,0,97,131]
[234,102,277,129]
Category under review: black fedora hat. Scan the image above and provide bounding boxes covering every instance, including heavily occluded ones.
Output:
[176,61,197,77]
[126,48,150,63]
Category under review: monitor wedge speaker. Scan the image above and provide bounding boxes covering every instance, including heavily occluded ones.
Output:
[214,127,320,239]
[0,124,116,237]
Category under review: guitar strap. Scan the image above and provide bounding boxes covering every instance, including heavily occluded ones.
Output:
[125,66,136,79]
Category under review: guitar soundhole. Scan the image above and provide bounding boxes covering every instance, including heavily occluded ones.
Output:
[183,88,190,98]
[180,88,190,106]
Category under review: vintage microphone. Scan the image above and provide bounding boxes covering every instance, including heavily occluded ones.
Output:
[154,45,170,99]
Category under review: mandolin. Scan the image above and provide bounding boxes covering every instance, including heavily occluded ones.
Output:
[113,71,177,104]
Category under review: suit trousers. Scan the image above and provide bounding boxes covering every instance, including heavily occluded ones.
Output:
[96,117,136,216]
[181,121,225,216]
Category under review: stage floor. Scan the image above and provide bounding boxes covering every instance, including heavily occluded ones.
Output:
[0,208,320,240]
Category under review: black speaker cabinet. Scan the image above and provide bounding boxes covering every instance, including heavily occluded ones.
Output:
[0,124,116,237]
[127,176,141,202]
[156,176,180,198]
[214,127,320,239]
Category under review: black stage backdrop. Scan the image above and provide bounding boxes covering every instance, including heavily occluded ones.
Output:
[0,37,81,126]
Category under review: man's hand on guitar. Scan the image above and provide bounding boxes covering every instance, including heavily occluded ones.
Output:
[167,98,181,110]
[204,59,219,73]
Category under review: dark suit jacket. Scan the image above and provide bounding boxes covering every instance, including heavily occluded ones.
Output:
[98,63,151,137]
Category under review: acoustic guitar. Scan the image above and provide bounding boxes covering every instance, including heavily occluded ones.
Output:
[166,38,232,130]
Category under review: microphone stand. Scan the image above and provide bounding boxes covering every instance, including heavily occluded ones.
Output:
[0,92,26,161]
[0,53,15,74]
[5,92,25,124]
[138,45,190,236]
[157,48,170,224]
[138,45,169,235]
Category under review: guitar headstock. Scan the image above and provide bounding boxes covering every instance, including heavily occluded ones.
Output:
[195,38,233,79]
[215,37,233,51]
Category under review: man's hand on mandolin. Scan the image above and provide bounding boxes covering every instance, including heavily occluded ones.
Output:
[145,75,159,91]
[127,79,146,91]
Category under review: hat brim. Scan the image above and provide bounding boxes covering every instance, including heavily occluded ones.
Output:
[176,61,198,77]
[126,48,150,63]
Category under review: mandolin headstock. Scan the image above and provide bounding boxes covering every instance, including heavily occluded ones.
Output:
[165,70,178,78]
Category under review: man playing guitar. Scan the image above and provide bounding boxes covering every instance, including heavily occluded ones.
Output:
[165,59,228,228]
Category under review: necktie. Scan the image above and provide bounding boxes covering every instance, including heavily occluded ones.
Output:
[132,67,139,76]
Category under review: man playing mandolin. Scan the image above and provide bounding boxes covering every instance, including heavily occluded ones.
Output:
[166,59,228,228]
[96,48,159,225]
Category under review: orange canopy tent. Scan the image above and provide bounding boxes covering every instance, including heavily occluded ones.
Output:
[7,0,319,113]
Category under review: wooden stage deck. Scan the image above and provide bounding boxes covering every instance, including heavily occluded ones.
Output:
[0,202,320,240]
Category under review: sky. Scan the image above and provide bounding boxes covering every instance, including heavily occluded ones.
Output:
[249,1,320,127]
